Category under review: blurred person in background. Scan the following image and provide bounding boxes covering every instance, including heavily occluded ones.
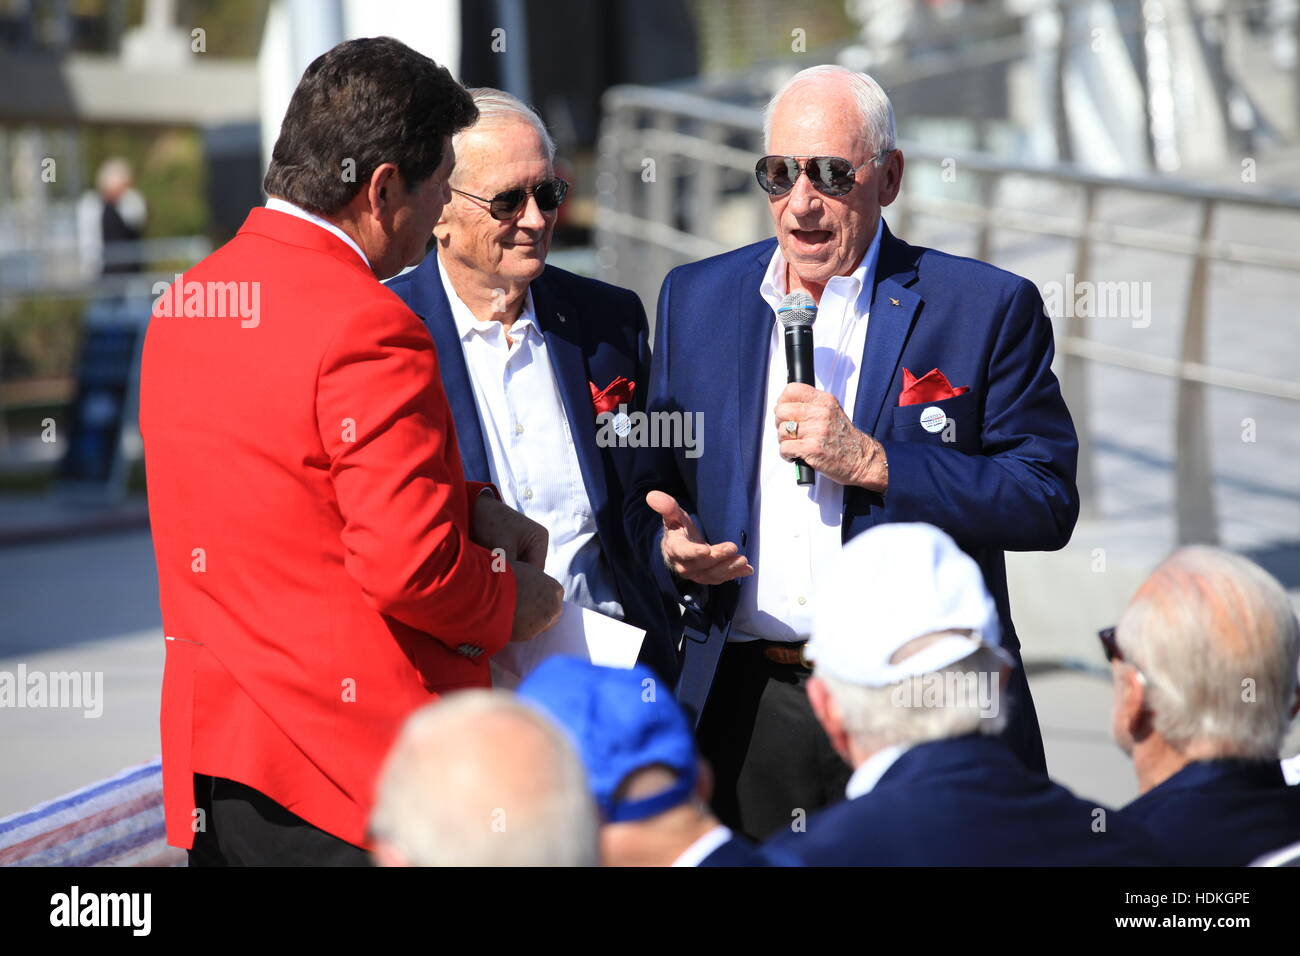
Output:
[765,523,1167,866]
[386,89,679,684]
[370,690,598,867]
[76,157,147,278]
[1108,545,1300,866]
[519,657,776,866]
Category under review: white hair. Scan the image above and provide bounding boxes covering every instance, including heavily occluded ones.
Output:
[370,689,598,866]
[456,87,556,161]
[820,637,1009,752]
[762,64,897,163]
[1118,546,1300,760]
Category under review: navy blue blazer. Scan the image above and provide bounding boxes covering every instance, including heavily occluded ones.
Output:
[1122,759,1300,866]
[623,222,1079,766]
[764,735,1168,866]
[386,253,679,682]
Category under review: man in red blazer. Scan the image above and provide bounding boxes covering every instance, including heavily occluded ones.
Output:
[140,37,563,866]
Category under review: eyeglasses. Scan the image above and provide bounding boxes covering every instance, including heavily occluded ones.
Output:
[450,177,569,220]
[754,152,891,198]
[1098,626,1124,664]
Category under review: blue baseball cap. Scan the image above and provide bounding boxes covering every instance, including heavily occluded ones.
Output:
[518,657,698,823]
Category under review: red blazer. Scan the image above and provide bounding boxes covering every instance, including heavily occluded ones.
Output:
[140,207,517,850]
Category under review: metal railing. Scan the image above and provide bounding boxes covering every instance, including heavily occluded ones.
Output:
[594,83,1300,547]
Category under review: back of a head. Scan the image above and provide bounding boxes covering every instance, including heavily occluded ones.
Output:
[821,638,1009,753]
[1118,545,1300,759]
[809,523,1013,753]
[263,36,477,216]
[371,689,598,866]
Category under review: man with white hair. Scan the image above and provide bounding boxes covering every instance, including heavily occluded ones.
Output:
[764,523,1166,866]
[369,689,599,866]
[1108,546,1300,866]
[626,64,1078,838]
[388,88,677,682]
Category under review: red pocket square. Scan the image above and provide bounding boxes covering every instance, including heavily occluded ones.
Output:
[590,376,636,416]
[899,367,969,406]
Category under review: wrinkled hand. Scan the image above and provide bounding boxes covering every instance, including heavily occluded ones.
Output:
[774,383,888,492]
[508,558,565,642]
[647,490,752,586]
[473,493,548,569]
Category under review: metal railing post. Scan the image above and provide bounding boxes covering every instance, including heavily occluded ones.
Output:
[1175,199,1219,545]
[1061,183,1098,520]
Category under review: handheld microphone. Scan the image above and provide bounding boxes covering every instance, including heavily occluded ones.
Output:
[778,290,817,486]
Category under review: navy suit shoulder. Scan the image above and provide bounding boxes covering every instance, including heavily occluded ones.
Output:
[1123,760,1300,866]
[765,736,1166,866]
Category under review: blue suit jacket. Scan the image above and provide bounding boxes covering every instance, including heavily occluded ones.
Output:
[387,253,679,682]
[764,735,1168,866]
[1122,759,1300,866]
[624,223,1079,761]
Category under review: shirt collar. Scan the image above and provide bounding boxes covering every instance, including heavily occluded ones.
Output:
[845,743,911,800]
[438,253,538,344]
[759,218,884,316]
[264,196,370,269]
[670,824,735,867]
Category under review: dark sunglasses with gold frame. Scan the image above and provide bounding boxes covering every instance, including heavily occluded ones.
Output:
[450,177,569,221]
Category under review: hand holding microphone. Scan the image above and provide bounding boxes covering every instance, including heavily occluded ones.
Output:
[774,291,889,492]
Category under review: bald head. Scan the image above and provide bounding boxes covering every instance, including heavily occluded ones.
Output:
[371,690,598,866]
[1116,546,1300,759]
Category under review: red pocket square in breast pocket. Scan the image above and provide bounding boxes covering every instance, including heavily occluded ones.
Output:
[590,376,636,416]
[899,367,969,406]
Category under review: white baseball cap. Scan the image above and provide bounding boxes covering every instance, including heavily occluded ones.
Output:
[806,522,1014,685]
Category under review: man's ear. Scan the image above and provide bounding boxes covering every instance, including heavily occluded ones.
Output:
[1122,666,1151,741]
[878,149,904,207]
[367,162,402,221]
[807,676,850,760]
[694,757,714,805]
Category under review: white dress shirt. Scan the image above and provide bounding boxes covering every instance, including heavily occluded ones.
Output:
[845,744,911,799]
[730,223,884,643]
[671,823,735,867]
[264,197,370,268]
[438,257,623,619]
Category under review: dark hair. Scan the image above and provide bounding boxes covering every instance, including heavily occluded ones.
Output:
[263,36,477,215]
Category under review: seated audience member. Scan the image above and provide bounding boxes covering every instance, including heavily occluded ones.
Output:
[765,522,1168,866]
[1109,546,1300,866]
[519,657,777,866]
[369,689,598,866]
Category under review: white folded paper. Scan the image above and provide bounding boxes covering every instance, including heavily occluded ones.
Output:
[490,601,646,690]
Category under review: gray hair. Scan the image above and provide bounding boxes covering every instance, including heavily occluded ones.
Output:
[456,87,556,161]
[370,689,598,866]
[1118,546,1300,760]
[819,637,1009,752]
[762,64,897,163]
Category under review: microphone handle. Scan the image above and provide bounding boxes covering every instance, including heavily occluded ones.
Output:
[784,326,816,486]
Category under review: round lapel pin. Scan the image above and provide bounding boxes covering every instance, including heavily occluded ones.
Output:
[919,406,947,433]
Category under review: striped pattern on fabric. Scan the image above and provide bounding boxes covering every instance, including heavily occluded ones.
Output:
[0,757,186,867]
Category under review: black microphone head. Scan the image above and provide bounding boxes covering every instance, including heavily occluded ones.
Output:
[778,290,817,329]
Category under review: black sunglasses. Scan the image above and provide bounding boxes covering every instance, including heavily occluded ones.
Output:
[450,177,569,220]
[1098,626,1123,663]
[754,152,889,198]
